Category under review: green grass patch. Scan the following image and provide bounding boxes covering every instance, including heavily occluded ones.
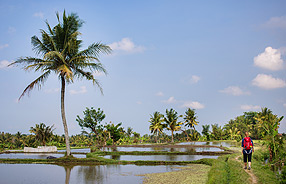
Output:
[207,155,250,184]
[143,164,211,184]
[251,150,279,184]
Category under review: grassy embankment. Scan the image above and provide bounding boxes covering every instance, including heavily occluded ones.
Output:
[206,140,280,184]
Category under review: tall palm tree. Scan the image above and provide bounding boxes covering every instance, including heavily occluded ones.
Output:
[149,111,165,143]
[164,109,182,143]
[10,11,111,155]
[184,108,199,130]
[30,123,54,146]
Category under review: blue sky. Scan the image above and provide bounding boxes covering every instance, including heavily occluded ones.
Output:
[0,0,286,136]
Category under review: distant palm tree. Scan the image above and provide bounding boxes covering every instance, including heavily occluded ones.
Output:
[184,108,199,130]
[30,123,54,146]
[164,109,182,143]
[149,111,165,143]
[10,11,111,155]
[202,125,210,141]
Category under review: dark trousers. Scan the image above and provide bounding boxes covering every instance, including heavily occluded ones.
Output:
[243,150,252,163]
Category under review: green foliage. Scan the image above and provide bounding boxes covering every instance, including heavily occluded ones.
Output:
[76,107,106,135]
[184,108,199,130]
[280,166,286,184]
[210,124,223,140]
[164,108,182,142]
[30,123,54,146]
[105,122,124,143]
[149,111,165,143]
[255,107,284,162]
[106,138,113,146]
[202,125,210,141]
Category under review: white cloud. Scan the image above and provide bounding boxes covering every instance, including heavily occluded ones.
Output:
[162,96,177,104]
[263,16,286,29]
[109,38,145,53]
[254,47,284,71]
[0,60,11,69]
[0,44,8,49]
[93,71,105,77]
[252,74,286,89]
[44,88,60,94]
[181,101,205,109]
[33,12,44,19]
[219,86,250,96]
[241,105,261,111]
[190,75,200,84]
[69,86,87,95]
[156,91,164,96]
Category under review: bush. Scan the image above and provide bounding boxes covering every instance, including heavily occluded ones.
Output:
[106,139,113,146]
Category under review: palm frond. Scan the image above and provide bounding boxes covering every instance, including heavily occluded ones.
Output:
[9,57,47,68]
[31,36,51,56]
[77,42,112,58]
[73,68,103,94]
[18,71,51,101]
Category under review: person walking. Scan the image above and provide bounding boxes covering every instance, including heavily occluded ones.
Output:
[241,131,254,170]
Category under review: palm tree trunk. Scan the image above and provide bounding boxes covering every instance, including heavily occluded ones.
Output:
[171,130,174,143]
[182,129,190,141]
[61,76,71,156]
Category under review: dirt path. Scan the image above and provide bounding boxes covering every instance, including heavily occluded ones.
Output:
[235,155,258,184]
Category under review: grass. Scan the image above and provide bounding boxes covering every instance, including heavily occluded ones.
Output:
[207,155,250,184]
[143,164,211,184]
[251,150,280,184]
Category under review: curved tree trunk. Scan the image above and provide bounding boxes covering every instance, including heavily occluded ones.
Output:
[61,76,71,156]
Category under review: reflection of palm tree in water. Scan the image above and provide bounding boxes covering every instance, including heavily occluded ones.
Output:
[185,147,196,153]
[77,166,105,184]
[64,165,74,184]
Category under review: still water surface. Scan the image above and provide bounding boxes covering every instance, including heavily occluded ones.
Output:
[0,164,182,184]
[0,153,86,159]
[1,142,232,183]
[103,154,218,161]
[101,146,223,152]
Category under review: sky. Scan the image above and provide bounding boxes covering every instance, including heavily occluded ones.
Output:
[0,0,286,136]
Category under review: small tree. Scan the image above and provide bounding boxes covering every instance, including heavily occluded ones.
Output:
[105,122,124,144]
[30,123,54,146]
[76,107,105,136]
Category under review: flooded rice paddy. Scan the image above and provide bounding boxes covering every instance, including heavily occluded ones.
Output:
[0,141,236,183]
[0,164,182,184]
[102,154,218,161]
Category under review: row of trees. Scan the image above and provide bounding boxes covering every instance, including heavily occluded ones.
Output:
[148,107,284,162]
[149,108,198,143]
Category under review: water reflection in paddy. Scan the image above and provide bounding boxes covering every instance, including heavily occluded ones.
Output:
[0,153,86,159]
[103,155,218,161]
[0,164,182,184]
[101,146,223,152]
[177,141,237,147]
[58,148,90,153]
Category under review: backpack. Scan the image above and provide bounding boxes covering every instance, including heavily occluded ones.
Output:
[244,137,252,150]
